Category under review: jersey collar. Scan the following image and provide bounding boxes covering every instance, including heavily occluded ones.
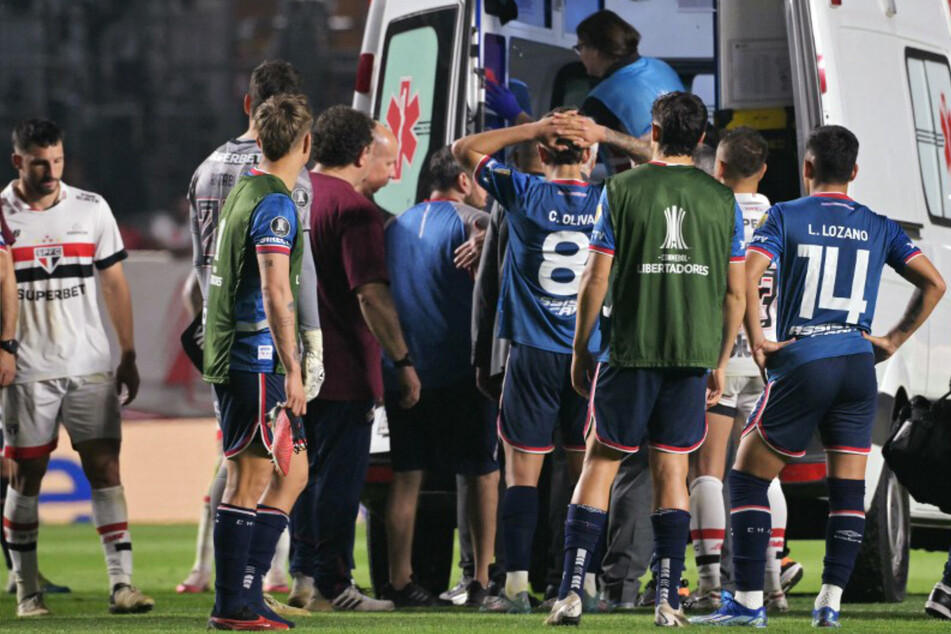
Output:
[734,192,771,206]
[811,191,853,201]
[2,179,69,212]
[248,166,268,176]
[648,160,693,167]
[550,179,589,186]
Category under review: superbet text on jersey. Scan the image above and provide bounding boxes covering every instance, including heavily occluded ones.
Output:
[748,192,921,378]
[0,181,127,383]
[729,192,777,377]
[188,138,312,297]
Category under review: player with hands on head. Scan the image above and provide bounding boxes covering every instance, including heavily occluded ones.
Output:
[546,92,746,627]
[202,93,314,631]
[453,107,604,615]
[692,125,945,628]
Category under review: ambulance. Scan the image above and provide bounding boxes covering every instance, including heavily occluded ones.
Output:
[355,0,951,601]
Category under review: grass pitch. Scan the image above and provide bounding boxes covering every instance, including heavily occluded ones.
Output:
[0,523,947,631]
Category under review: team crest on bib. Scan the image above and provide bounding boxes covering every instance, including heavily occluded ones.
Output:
[270,216,291,237]
[292,188,309,208]
[35,246,63,273]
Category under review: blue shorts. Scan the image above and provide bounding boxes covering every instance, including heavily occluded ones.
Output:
[385,379,498,476]
[742,353,876,458]
[498,344,587,454]
[213,370,286,458]
[587,364,708,454]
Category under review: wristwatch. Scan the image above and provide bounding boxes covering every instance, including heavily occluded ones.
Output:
[393,354,414,368]
[0,339,19,357]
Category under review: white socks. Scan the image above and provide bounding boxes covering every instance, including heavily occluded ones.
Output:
[765,478,786,593]
[266,527,291,584]
[192,463,227,574]
[584,572,597,598]
[91,485,133,588]
[689,476,725,592]
[505,570,529,597]
[735,590,764,610]
[815,584,843,612]
[3,488,40,600]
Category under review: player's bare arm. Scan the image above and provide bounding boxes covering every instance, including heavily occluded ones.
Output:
[257,251,306,417]
[551,111,651,163]
[450,115,566,174]
[355,281,421,409]
[0,248,17,386]
[99,261,139,405]
[452,214,489,272]
[863,254,946,363]
[571,251,612,398]
[709,259,747,407]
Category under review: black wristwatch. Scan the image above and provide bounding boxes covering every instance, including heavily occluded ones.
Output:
[393,354,414,368]
[0,339,19,357]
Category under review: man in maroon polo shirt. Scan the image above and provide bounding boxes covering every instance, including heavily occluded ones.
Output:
[288,105,420,612]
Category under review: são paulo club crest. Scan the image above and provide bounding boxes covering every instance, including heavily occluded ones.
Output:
[35,245,64,273]
[385,77,421,183]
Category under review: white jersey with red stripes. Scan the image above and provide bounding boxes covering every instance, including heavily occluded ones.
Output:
[0,181,126,383]
[727,192,778,377]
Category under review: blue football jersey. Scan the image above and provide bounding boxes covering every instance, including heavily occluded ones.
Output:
[230,173,299,373]
[748,192,921,377]
[476,157,601,353]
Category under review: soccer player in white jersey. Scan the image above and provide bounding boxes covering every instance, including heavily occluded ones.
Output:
[179,61,322,612]
[685,127,795,612]
[0,119,153,617]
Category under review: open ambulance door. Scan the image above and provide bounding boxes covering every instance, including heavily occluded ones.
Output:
[353,0,469,216]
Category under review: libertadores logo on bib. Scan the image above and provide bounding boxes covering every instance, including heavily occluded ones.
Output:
[385,77,420,183]
[661,205,690,250]
[35,245,63,273]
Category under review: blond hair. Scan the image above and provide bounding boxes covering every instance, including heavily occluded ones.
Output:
[254,93,313,161]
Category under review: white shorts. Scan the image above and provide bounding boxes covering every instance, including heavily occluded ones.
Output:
[711,374,765,421]
[1,373,121,459]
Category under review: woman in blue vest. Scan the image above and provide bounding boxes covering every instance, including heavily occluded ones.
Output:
[575,10,684,172]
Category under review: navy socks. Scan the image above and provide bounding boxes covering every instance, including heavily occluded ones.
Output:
[823,478,865,589]
[651,508,690,610]
[213,504,256,615]
[557,504,606,600]
[502,486,539,573]
[729,470,772,593]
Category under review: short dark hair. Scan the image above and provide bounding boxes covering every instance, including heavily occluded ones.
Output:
[576,10,640,60]
[254,94,313,162]
[249,60,303,115]
[651,92,707,157]
[428,146,464,192]
[539,107,586,166]
[312,105,374,168]
[806,125,859,184]
[12,118,64,153]
[718,126,768,180]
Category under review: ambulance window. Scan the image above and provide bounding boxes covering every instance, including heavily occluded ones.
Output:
[514,0,551,29]
[905,49,951,225]
[564,0,603,35]
[373,8,458,215]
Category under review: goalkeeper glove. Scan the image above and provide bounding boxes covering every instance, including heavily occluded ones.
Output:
[301,328,325,401]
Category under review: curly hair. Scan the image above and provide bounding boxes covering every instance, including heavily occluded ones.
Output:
[312,105,375,168]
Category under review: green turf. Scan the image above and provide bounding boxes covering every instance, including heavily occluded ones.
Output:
[0,523,947,631]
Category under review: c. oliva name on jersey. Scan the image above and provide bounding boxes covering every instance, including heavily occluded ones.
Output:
[808,224,870,241]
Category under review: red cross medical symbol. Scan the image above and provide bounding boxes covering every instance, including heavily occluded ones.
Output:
[385,78,421,182]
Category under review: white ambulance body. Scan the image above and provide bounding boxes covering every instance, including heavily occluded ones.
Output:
[355,0,951,601]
